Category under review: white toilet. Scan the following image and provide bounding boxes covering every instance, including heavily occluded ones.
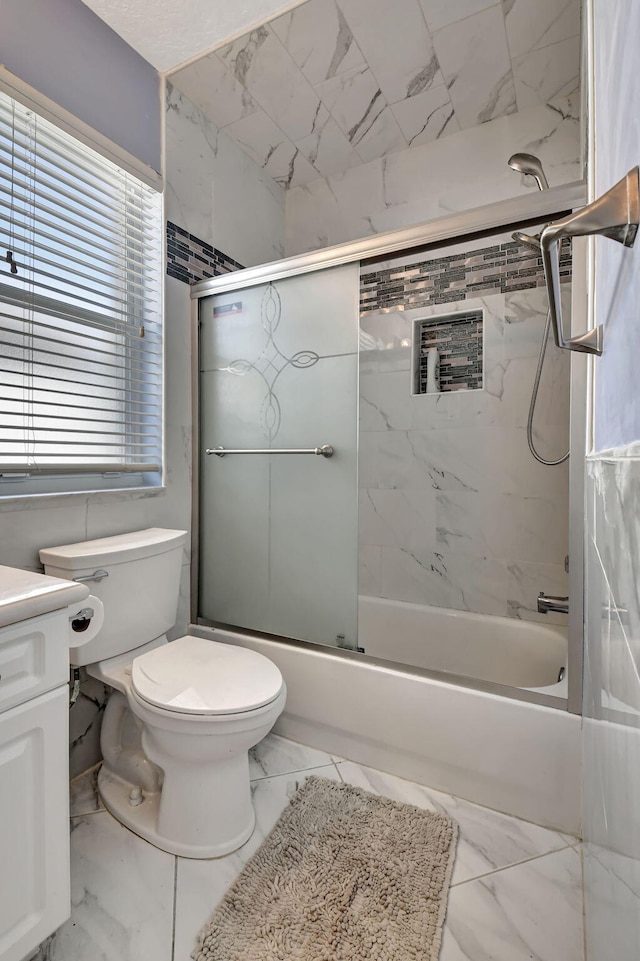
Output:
[40,528,286,859]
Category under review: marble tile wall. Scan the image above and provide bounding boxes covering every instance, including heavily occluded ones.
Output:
[358,231,571,623]
[582,3,640,958]
[583,451,640,960]
[285,97,582,254]
[170,0,581,199]
[165,84,285,269]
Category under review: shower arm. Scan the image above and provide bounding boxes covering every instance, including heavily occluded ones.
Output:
[540,166,640,355]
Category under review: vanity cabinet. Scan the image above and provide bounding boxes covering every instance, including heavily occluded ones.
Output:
[0,610,72,961]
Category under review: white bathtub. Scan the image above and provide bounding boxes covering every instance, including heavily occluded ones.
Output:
[358,596,567,695]
[192,617,581,835]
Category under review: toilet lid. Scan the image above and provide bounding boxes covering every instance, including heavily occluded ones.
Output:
[131,636,284,715]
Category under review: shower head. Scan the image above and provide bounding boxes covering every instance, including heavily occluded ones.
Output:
[507,152,550,191]
[512,230,541,251]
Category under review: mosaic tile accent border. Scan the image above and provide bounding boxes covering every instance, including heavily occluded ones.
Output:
[360,239,572,315]
[166,221,244,285]
[416,310,483,393]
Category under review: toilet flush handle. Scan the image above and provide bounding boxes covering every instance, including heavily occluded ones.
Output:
[73,569,109,584]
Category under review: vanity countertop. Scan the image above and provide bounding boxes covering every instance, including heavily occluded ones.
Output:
[0,565,90,630]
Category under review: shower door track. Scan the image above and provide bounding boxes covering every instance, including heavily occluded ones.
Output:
[189,182,585,300]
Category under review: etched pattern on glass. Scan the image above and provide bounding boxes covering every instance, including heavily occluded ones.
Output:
[221,283,323,441]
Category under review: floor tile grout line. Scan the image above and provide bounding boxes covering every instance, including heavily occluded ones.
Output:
[449,842,579,888]
[249,761,337,782]
[328,757,580,837]
[170,855,178,961]
[69,809,106,820]
[333,757,583,848]
[329,757,581,846]
[330,759,580,886]
[69,761,102,784]
[580,842,587,961]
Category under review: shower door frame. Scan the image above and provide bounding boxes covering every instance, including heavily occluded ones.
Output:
[190,180,588,716]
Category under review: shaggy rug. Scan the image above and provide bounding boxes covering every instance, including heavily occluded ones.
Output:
[193,775,458,961]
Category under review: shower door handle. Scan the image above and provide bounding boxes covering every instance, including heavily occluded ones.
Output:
[206,445,334,457]
[540,166,640,356]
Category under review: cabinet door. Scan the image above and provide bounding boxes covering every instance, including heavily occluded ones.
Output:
[0,687,69,961]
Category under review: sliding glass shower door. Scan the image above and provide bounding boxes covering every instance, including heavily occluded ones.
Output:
[198,263,359,648]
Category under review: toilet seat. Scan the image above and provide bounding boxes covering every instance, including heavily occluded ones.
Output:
[131,635,284,716]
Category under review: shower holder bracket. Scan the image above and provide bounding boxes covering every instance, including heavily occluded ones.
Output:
[541,166,640,356]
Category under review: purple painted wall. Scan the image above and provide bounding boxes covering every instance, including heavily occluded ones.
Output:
[0,0,161,172]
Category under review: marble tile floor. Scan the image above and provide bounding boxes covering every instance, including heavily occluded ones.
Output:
[53,734,584,961]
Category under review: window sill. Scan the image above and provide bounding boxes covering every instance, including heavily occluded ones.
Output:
[0,484,167,512]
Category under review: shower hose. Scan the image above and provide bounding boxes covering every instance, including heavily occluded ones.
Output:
[528,309,569,466]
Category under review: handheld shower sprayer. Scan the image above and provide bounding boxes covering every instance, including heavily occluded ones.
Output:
[507,153,568,467]
[509,152,548,248]
[507,152,550,192]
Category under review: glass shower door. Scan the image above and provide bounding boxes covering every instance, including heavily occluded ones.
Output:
[198,263,359,648]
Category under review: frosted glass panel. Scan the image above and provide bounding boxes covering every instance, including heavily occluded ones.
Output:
[199,264,359,647]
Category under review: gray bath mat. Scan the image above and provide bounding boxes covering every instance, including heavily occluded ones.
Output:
[193,775,458,961]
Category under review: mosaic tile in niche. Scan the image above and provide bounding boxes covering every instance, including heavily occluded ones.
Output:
[414,309,483,394]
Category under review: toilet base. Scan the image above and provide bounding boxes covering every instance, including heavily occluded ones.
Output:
[97,766,256,859]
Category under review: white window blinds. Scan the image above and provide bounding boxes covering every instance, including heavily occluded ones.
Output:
[0,88,162,483]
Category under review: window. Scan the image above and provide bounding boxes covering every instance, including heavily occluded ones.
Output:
[0,88,162,496]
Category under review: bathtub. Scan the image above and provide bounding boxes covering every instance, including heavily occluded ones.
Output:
[358,596,568,696]
[191,609,581,835]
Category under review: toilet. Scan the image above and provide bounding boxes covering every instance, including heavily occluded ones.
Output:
[40,528,286,859]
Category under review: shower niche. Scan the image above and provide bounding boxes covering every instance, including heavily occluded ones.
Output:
[412,309,484,395]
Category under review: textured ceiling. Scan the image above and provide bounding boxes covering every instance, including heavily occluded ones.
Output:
[78,0,308,72]
[169,0,581,190]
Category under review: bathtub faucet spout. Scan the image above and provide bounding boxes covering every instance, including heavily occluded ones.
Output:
[537,593,569,615]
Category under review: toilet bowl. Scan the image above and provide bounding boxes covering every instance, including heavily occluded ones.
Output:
[40,529,286,859]
[95,635,286,858]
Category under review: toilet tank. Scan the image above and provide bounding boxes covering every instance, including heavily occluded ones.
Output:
[40,529,188,666]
